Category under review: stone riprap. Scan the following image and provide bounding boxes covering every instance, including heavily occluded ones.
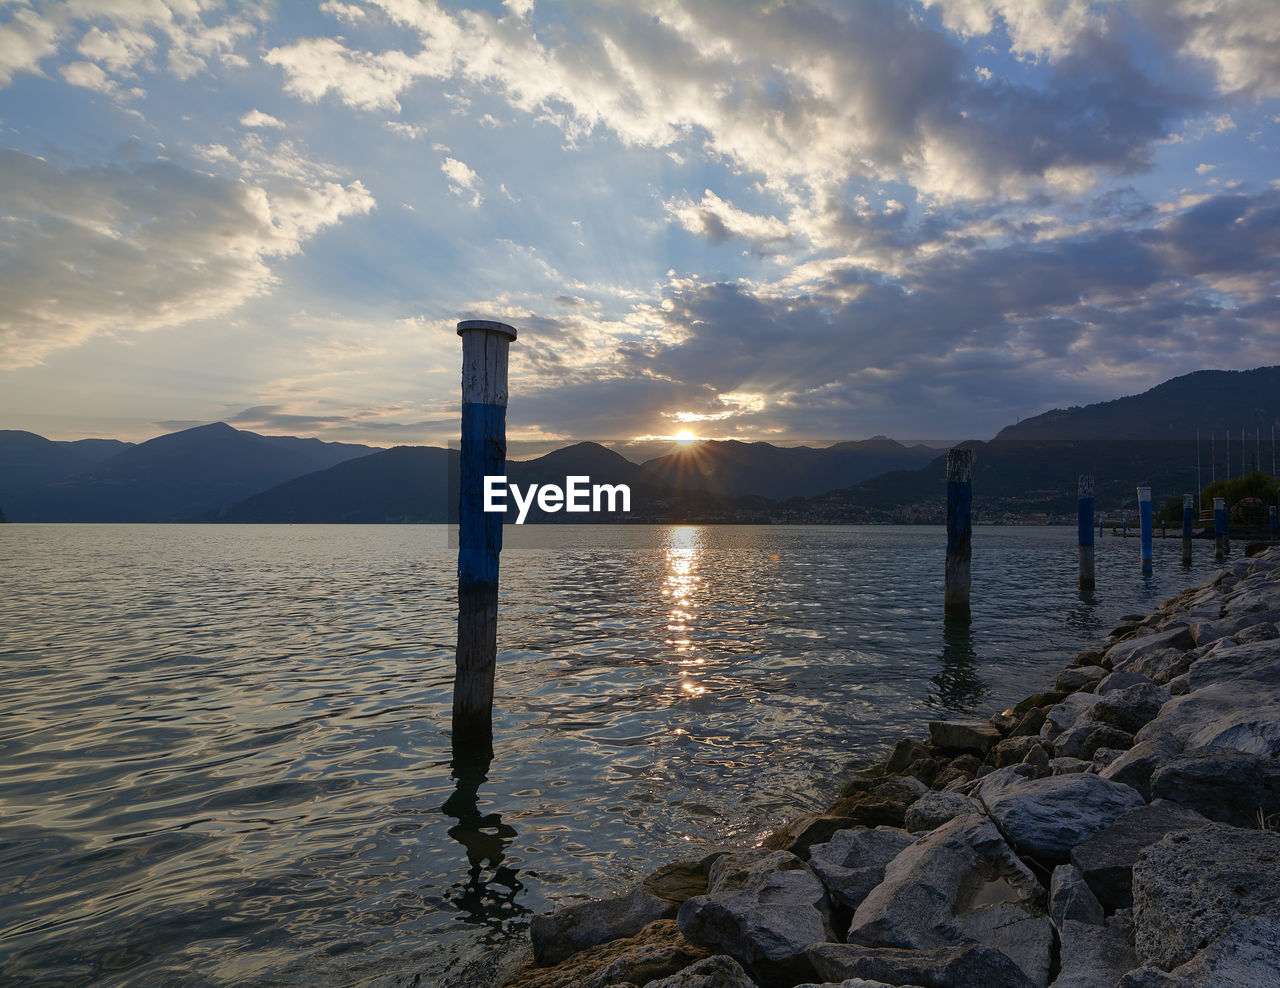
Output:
[502,545,1280,988]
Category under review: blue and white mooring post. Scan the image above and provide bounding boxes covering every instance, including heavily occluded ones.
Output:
[1181,493,1194,567]
[1214,496,1229,560]
[1078,475,1095,591]
[454,318,517,754]
[1138,486,1153,574]
[945,446,973,622]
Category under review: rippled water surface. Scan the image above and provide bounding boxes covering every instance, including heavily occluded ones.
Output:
[0,524,1223,985]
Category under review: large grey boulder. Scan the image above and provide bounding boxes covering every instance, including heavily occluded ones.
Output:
[1097,671,1157,695]
[1041,693,1103,740]
[846,814,1051,986]
[1133,676,1280,756]
[1053,721,1134,760]
[1085,682,1171,735]
[1053,916,1140,988]
[1163,917,1280,987]
[677,849,834,986]
[904,791,983,833]
[1149,746,1280,828]
[531,887,677,965]
[1068,800,1211,909]
[1054,665,1108,693]
[1099,732,1183,800]
[982,772,1144,865]
[643,953,759,988]
[1048,863,1104,928]
[929,719,1002,756]
[807,942,1036,988]
[1187,639,1280,689]
[807,827,916,911]
[1131,824,1280,970]
[1104,626,1195,675]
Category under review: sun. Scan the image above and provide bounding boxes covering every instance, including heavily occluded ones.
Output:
[675,429,698,445]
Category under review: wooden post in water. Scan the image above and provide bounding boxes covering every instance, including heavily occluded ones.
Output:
[1138,486,1153,574]
[944,447,973,622]
[454,318,518,755]
[1181,494,1194,567]
[1214,496,1229,560]
[1078,475,1095,591]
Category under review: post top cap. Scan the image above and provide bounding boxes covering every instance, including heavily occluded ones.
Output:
[457,319,517,340]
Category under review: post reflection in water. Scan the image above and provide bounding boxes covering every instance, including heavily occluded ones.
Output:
[663,526,708,700]
[440,749,529,935]
[932,621,987,712]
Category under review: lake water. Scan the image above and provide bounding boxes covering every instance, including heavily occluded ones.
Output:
[0,524,1222,985]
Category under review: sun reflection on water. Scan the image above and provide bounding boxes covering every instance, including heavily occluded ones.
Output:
[662,526,707,704]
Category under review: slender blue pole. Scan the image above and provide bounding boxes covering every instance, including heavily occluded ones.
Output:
[1271,504,1278,538]
[1138,486,1153,574]
[1078,475,1095,591]
[945,446,973,622]
[1214,496,1228,560]
[1181,493,1194,566]
[454,319,517,755]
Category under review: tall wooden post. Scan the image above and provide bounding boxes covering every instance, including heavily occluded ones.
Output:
[1078,475,1095,591]
[1138,486,1153,574]
[945,447,973,622]
[1181,493,1194,567]
[454,319,517,755]
[1214,496,1228,560]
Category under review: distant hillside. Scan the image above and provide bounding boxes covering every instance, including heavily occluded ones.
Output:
[213,441,710,523]
[0,430,132,502]
[7,423,376,522]
[808,439,1209,520]
[640,437,937,499]
[212,445,456,523]
[997,366,1280,441]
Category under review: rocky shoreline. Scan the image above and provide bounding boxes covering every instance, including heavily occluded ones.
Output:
[495,545,1280,988]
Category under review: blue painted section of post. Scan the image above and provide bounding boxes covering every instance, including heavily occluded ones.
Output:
[458,400,507,589]
[1138,486,1152,574]
[1214,496,1228,560]
[454,319,517,756]
[1181,493,1194,566]
[1271,504,1278,537]
[1123,519,1127,537]
[1078,475,1094,591]
[944,447,973,622]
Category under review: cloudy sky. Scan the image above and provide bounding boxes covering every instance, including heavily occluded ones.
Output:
[2,0,1279,448]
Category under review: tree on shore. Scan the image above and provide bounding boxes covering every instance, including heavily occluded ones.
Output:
[1158,471,1279,526]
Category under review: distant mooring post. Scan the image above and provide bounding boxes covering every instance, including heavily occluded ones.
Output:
[944,447,973,623]
[1138,486,1153,574]
[1077,475,1095,591]
[454,319,518,756]
[1181,493,1194,567]
[1270,502,1277,539]
[1214,496,1229,560]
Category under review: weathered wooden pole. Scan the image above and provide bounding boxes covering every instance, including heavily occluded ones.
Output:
[1138,486,1153,574]
[1181,494,1194,566]
[1077,475,1095,591]
[944,447,973,623]
[1214,496,1228,560]
[454,318,518,755]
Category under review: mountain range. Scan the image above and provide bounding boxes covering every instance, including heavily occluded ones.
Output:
[3,366,1278,524]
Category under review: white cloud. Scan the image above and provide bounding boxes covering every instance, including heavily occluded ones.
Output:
[1195,162,1217,175]
[0,5,60,86]
[667,190,790,249]
[60,59,115,93]
[0,149,374,369]
[240,109,285,129]
[384,120,427,139]
[441,155,482,205]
